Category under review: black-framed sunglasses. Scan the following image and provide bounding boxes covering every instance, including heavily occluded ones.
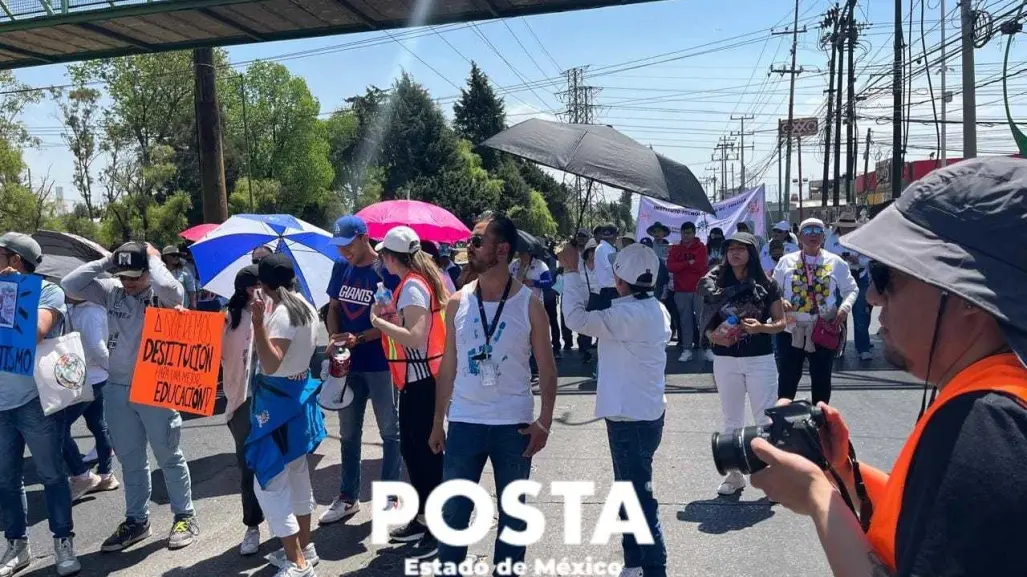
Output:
[869,261,891,295]
[469,234,485,249]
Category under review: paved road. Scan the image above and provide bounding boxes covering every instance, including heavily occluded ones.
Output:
[16,316,921,577]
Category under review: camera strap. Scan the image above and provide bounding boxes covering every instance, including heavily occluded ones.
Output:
[848,442,874,533]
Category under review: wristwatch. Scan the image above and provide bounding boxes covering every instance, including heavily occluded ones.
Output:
[355,332,366,344]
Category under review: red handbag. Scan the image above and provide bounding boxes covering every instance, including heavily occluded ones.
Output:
[812,317,842,350]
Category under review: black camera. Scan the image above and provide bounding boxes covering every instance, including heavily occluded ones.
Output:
[711,400,827,475]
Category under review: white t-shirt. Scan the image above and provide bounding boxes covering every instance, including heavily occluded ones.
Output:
[261,298,319,378]
[396,277,435,384]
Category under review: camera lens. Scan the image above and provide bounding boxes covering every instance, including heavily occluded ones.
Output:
[711,427,767,476]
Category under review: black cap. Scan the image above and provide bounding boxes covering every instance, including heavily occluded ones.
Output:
[725,232,759,249]
[258,253,295,290]
[234,265,260,293]
[112,242,149,278]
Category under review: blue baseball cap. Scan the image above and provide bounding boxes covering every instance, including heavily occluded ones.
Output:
[330,215,368,246]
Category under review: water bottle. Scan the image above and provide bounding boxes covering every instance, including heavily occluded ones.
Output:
[712,315,741,341]
[375,282,395,316]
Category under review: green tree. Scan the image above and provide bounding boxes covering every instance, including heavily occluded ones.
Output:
[493,158,532,213]
[519,161,574,235]
[510,190,557,237]
[453,63,506,170]
[54,85,101,219]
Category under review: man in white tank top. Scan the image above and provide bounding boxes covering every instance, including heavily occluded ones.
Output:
[428,214,557,573]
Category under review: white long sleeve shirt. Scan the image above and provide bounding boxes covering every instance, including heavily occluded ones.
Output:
[773,249,859,329]
[593,240,618,289]
[69,301,109,386]
[561,271,671,421]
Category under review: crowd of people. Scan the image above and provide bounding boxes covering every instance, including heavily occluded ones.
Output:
[1,156,1025,577]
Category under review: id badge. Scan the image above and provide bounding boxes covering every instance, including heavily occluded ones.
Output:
[480,359,499,388]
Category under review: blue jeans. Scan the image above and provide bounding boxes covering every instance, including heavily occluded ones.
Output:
[337,371,401,501]
[852,273,872,354]
[0,399,73,539]
[62,381,114,477]
[105,383,194,522]
[438,422,533,571]
[606,415,667,576]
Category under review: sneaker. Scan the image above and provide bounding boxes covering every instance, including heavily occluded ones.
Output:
[389,519,426,543]
[717,472,746,496]
[69,472,101,501]
[167,516,199,550]
[678,350,693,363]
[618,568,644,577]
[266,543,319,569]
[101,520,151,552]
[318,497,359,525]
[273,561,315,577]
[96,474,120,492]
[0,538,30,577]
[704,349,716,363]
[239,526,260,556]
[859,351,873,361]
[53,537,80,576]
[410,533,438,560]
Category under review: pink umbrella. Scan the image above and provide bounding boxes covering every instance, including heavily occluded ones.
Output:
[356,200,471,244]
[179,223,220,242]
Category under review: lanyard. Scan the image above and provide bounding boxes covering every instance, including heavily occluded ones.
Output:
[475,276,513,359]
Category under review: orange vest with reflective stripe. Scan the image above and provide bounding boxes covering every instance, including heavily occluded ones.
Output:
[382,273,446,390]
[866,353,1027,573]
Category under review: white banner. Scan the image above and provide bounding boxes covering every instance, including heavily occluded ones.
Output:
[635,185,767,243]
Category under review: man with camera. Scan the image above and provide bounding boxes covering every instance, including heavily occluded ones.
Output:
[746,158,1027,577]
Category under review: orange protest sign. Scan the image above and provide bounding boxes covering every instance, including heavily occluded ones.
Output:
[129,308,224,416]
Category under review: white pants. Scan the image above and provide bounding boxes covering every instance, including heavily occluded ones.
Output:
[254,455,316,538]
[712,354,779,432]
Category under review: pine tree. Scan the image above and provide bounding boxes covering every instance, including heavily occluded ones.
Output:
[453,62,506,170]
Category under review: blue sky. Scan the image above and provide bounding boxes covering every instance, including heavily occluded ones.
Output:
[13,0,1027,207]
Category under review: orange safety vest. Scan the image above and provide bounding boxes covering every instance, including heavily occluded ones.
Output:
[382,273,446,390]
[866,353,1027,573]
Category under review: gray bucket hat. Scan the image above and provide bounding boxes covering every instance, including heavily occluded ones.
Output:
[839,157,1027,367]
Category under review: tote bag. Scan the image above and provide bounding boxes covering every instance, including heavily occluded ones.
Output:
[34,313,92,416]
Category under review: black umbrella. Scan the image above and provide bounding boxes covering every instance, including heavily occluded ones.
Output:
[32,230,110,280]
[515,230,546,258]
[482,118,715,214]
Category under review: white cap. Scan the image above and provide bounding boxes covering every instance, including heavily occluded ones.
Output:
[773,220,791,232]
[375,226,421,254]
[799,217,826,232]
[613,243,659,287]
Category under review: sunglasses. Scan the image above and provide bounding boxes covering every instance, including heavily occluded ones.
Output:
[869,261,891,295]
[469,235,485,248]
[800,226,825,236]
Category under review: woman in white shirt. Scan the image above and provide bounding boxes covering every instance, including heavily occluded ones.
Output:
[247,255,325,577]
[772,218,859,406]
[220,265,265,556]
[559,243,671,577]
[370,226,448,557]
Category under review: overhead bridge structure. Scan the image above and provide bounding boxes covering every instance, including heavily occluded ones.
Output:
[0,0,664,70]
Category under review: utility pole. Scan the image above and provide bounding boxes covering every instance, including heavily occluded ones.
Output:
[194,47,228,224]
[821,4,841,207]
[960,0,976,158]
[862,128,873,205]
[797,136,805,221]
[940,0,948,166]
[731,114,755,189]
[778,137,784,219]
[844,0,860,206]
[772,0,807,217]
[712,138,738,201]
[557,66,602,222]
[832,6,845,208]
[893,0,904,198]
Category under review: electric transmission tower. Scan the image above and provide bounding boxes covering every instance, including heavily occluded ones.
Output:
[557,66,604,225]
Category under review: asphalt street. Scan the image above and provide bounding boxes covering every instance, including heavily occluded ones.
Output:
[13,312,923,577]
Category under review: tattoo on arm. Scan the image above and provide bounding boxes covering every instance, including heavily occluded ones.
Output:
[868,553,893,577]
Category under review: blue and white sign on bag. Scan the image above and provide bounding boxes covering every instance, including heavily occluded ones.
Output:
[0,273,42,376]
[635,185,767,243]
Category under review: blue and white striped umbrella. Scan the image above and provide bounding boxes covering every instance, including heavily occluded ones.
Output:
[190,214,337,308]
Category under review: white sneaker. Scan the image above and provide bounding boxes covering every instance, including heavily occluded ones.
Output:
[859,351,873,361]
[318,497,359,525]
[273,561,315,577]
[704,349,716,363]
[70,472,102,501]
[266,543,319,569]
[678,350,693,362]
[239,526,260,556]
[618,568,644,577]
[53,537,80,576]
[717,472,746,495]
[0,538,30,577]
